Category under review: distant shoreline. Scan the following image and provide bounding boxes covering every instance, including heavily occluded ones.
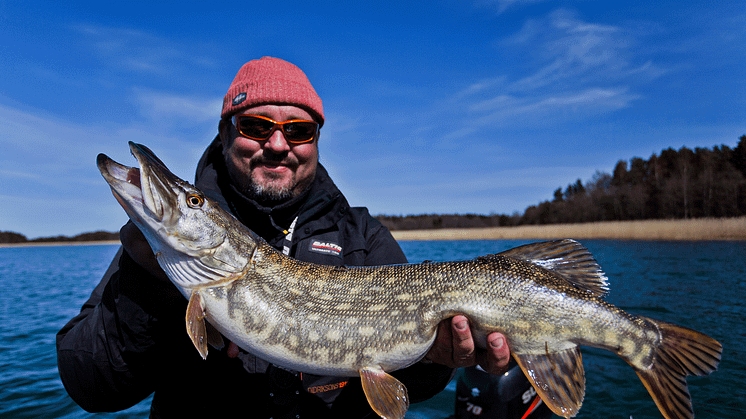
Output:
[392,217,746,241]
[2,218,744,248]
[0,240,121,249]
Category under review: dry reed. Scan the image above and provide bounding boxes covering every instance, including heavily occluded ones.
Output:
[392,217,746,241]
[4,218,744,248]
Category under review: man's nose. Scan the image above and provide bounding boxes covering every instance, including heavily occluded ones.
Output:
[264,129,291,152]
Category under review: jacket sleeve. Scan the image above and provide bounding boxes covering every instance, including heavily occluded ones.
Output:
[56,247,186,412]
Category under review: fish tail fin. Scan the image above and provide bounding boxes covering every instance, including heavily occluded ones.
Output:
[634,318,722,419]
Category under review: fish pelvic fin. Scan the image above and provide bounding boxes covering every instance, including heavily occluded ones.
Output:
[495,239,608,297]
[205,320,225,350]
[633,318,722,419]
[513,346,585,418]
[359,366,409,419]
[185,291,208,359]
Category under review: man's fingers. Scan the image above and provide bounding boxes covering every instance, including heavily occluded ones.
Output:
[451,315,476,366]
[227,341,240,358]
[435,319,452,346]
[119,221,144,251]
[424,319,457,366]
[426,318,511,372]
[476,333,511,375]
[120,221,167,280]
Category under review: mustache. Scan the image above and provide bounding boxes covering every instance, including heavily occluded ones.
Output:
[250,150,298,168]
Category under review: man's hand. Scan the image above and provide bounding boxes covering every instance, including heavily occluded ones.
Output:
[424,315,510,375]
[120,221,168,280]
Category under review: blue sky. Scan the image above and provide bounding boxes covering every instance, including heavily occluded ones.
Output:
[1,1,744,238]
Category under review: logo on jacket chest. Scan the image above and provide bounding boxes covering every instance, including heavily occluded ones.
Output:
[309,240,342,257]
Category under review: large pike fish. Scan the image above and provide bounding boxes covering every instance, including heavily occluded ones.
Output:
[98,142,721,419]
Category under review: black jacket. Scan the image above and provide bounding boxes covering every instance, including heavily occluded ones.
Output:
[57,138,453,418]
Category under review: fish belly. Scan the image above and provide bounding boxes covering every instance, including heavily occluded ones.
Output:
[198,282,437,376]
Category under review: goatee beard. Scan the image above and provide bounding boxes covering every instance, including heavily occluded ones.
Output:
[244,151,298,203]
[245,176,295,203]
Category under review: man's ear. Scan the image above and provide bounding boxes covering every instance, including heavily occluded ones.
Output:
[218,118,231,147]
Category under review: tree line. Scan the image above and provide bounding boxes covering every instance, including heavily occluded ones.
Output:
[3,136,745,241]
[0,230,119,244]
[378,135,746,230]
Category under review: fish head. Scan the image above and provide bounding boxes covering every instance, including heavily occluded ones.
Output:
[98,142,253,289]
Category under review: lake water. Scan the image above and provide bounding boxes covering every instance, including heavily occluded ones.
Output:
[0,240,743,418]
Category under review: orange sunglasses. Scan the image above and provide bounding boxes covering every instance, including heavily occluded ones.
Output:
[232,114,319,144]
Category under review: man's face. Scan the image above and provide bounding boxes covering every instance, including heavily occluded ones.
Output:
[220,104,319,203]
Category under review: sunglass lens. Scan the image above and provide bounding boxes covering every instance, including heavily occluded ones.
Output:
[284,122,317,142]
[238,117,274,138]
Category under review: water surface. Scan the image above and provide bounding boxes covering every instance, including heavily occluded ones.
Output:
[0,240,743,418]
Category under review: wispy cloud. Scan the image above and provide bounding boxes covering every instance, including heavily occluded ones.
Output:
[71,24,218,76]
[440,9,661,139]
[504,9,636,92]
[0,98,210,235]
[470,88,638,117]
[0,169,43,181]
[474,0,551,15]
[452,76,508,101]
[133,89,222,125]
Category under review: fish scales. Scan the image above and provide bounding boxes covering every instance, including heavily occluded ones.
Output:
[97,142,721,419]
[200,239,655,376]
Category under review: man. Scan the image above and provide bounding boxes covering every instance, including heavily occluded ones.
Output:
[57,57,510,418]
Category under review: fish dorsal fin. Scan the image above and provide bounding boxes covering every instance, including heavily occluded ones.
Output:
[513,346,586,418]
[359,366,409,419]
[497,239,609,297]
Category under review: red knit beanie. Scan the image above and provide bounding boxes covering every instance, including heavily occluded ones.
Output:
[221,57,324,126]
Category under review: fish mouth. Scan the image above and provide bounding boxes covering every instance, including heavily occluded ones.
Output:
[97,142,180,224]
[98,142,248,289]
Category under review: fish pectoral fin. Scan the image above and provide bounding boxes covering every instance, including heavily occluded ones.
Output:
[513,346,586,418]
[359,366,409,419]
[185,291,208,359]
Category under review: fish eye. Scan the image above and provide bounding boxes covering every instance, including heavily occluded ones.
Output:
[186,194,204,208]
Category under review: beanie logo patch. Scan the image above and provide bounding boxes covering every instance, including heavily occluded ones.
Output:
[232,92,247,106]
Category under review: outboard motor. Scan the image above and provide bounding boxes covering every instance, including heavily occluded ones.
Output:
[451,361,553,419]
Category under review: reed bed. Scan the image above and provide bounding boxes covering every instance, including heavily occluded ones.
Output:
[3,218,744,247]
[392,217,746,241]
